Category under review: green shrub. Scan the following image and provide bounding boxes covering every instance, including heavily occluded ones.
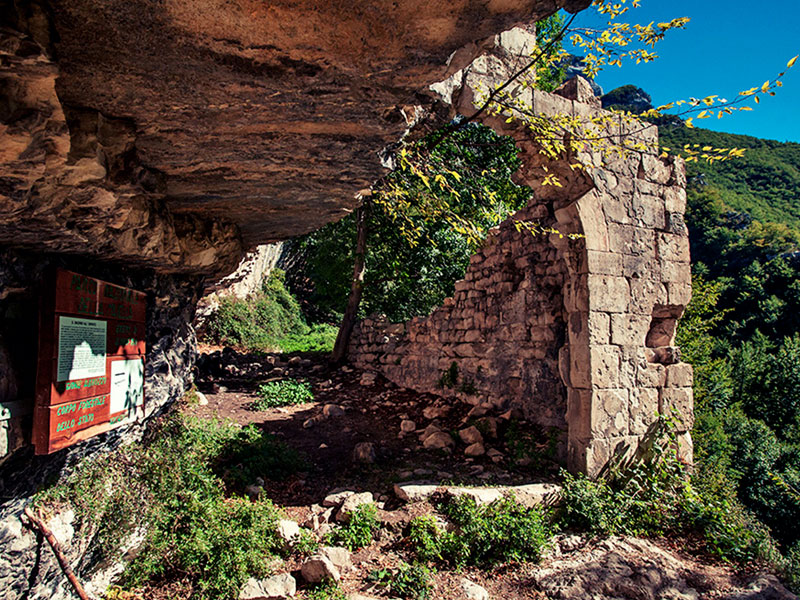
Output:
[326,503,380,550]
[205,269,336,353]
[369,562,434,600]
[36,412,295,599]
[252,379,314,410]
[558,422,782,567]
[407,515,444,563]
[559,473,620,535]
[278,323,338,353]
[408,494,552,568]
[784,543,800,593]
[291,528,320,556]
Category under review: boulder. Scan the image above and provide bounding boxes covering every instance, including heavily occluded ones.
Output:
[276,519,300,545]
[319,546,353,572]
[422,432,455,450]
[323,404,345,418]
[400,419,417,433]
[336,492,374,522]
[460,578,489,600]
[239,573,297,599]
[465,442,485,457]
[301,555,340,583]
[459,426,483,445]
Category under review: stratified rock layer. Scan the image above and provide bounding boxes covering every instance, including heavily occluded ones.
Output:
[1,0,590,272]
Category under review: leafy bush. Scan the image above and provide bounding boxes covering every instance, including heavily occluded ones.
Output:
[35,412,301,599]
[558,422,781,566]
[559,474,620,535]
[293,124,530,323]
[369,562,434,600]
[291,528,320,556]
[252,379,314,410]
[784,543,800,592]
[408,494,552,568]
[205,269,336,353]
[325,503,380,550]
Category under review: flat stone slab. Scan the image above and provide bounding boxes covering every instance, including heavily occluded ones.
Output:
[394,481,562,507]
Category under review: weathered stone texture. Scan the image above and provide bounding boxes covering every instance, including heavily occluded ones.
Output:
[1,0,590,269]
[351,51,694,476]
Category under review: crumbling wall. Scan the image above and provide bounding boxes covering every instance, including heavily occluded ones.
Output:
[350,74,694,476]
[350,201,572,435]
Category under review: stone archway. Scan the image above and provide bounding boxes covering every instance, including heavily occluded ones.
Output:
[349,31,694,476]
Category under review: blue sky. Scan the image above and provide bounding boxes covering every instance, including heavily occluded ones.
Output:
[564,0,800,142]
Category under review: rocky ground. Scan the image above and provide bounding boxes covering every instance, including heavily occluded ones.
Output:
[187,348,797,600]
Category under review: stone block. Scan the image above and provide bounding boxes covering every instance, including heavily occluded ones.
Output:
[664,186,687,213]
[588,275,629,313]
[667,282,692,306]
[658,232,691,263]
[665,363,693,388]
[590,345,621,388]
[661,387,694,429]
[566,388,592,440]
[564,275,590,312]
[629,388,660,435]
[637,363,666,388]
[588,311,611,344]
[641,153,673,184]
[662,211,687,235]
[602,193,633,225]
[676,430,693,465]
[607,222,635,254]
[623,255,659,280]
[591,389,629,437]
[575,191,611,251]
[533,89,574,117]
[586,250,623,275]
[629,279,668,315]
[610,313,650,346]
[630,194,665,229]
[569,341,592,389]
[660,259,689,284]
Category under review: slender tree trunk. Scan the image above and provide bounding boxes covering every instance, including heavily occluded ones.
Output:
[331,200,369,364]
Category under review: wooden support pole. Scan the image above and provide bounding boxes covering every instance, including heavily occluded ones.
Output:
[23,506,90,600]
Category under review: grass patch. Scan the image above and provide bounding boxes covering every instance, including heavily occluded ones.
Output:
[407,494,552,568]
[325,503,380,551]
[35,411,306,599]
[205,269,337,353]
[251,379,314,410]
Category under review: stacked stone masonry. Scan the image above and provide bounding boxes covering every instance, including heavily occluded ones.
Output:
[350,77,694,477]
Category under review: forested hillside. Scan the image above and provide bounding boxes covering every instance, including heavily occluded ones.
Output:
[661,123,800,556]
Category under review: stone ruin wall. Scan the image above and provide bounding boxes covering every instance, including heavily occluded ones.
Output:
[350,81,695,477]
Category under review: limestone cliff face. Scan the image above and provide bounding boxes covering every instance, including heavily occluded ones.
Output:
[1,0,589,275]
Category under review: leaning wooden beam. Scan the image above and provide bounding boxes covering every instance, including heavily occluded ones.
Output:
[23,506,90,600]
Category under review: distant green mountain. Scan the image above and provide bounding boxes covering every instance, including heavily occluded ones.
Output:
[659,124,800,231]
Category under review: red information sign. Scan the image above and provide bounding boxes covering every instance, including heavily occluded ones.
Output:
[33,269,147,454]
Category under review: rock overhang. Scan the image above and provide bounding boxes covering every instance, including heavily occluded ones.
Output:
[1,0,591,275]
